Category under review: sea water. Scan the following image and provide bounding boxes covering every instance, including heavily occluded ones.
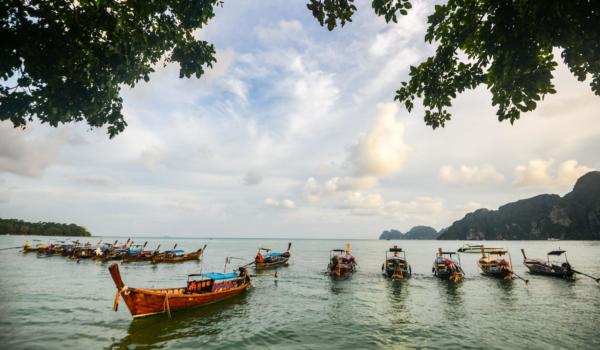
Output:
[0,236,599,349]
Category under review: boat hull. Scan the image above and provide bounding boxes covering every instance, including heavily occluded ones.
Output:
[524,260,575,280]
[328,263,355,277]
[109,264,250,319]
[255,257,289,270]
[383,267,410,279]
[151,249,203,264]
[120,282,250,318]
[478,264,512,279]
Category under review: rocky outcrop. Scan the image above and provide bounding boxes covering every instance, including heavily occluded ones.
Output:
[438,171,600,240]
[379,225,439,240]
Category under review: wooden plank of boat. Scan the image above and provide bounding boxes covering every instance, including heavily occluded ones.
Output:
[108,264,250,319]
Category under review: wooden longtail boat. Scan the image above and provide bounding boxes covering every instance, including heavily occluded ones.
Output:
[382,246,411,280]
[121,244,161,263]
[22,241,37,253]
[151,245,206,264]
[478,247,513,280]
[328,243,356,277]
[108,263,250,319]
[521,249,575,280]
[254,243,291,270]
[432,248,463,282]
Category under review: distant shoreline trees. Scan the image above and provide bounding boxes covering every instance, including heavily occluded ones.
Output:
[0,218,91,237]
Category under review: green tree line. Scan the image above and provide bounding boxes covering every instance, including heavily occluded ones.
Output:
[0,218,91,237]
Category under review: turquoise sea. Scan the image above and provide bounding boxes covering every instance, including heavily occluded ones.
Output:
[0,236,599,349]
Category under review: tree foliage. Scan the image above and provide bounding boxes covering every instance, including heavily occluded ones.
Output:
[1,0,220,137]
[0,217,91,236]
[309,0,600,128]
[1,1,599,136]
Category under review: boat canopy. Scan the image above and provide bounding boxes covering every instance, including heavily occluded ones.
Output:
[331,249,345,252]
[259,247,271,252]
[265,252,283,258]
[389,247,403,252]
[547,250,566,256]
[200,272,238,280]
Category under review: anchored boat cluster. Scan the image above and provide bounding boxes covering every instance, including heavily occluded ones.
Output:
[18,240,599,319]
[21,239,205,263]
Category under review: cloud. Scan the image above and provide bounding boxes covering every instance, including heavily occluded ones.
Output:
[0,122,62,177]
[338,192,385,210]
[73,175,115,186]
[303,176,377,202]
[555,160,594,187]
[255,20,304,43]
[345,103,411,177]
[384,197,445,217]
[243,170,263,186]
[513,159,594,188]
[264,198,296,209]
[439,164,505,185]
[141,148,163,170]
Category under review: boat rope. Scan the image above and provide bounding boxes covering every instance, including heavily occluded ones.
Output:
[163,293,172,319]
[112,286,128,312]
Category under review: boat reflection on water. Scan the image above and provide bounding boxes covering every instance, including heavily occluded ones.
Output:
[436,278,466,319]
[108,292,250,349]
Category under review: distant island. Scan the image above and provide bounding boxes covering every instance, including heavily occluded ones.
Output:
[379,225,439,240]
[438,171,600,240]
[0,218,91,237]
[379,171,600,241]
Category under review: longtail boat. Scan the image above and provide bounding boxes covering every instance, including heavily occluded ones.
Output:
[151,245,206,264]
[478,247,513,280]
[328,243,356,277]
[432,248,463,282]
[108,263,250,319]
[521,249,575,280]
[254,242,291,270]
[122,244,161,263]
[382,246,411,280]
[22,241,36,253]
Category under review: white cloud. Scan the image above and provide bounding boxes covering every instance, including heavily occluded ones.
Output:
[303,176,378,203]
[513,159,554,187]
[556,160,594,187]
[385,197,445,217]
[338,191,385,210]
[255,20,304,43]
[346,103,411,177]
[264,198,296,209]
[439,164,505,185]
[513,159,594,188]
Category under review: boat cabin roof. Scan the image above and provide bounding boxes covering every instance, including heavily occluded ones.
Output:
[331,249,345,253]
[259,247,271,252]
[389,247,403,252]
[188,272,238,281]
[547,250,566,256]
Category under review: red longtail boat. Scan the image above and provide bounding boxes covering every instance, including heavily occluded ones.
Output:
[108,263,251,319]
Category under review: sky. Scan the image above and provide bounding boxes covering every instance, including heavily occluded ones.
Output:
[1,0,599,238]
